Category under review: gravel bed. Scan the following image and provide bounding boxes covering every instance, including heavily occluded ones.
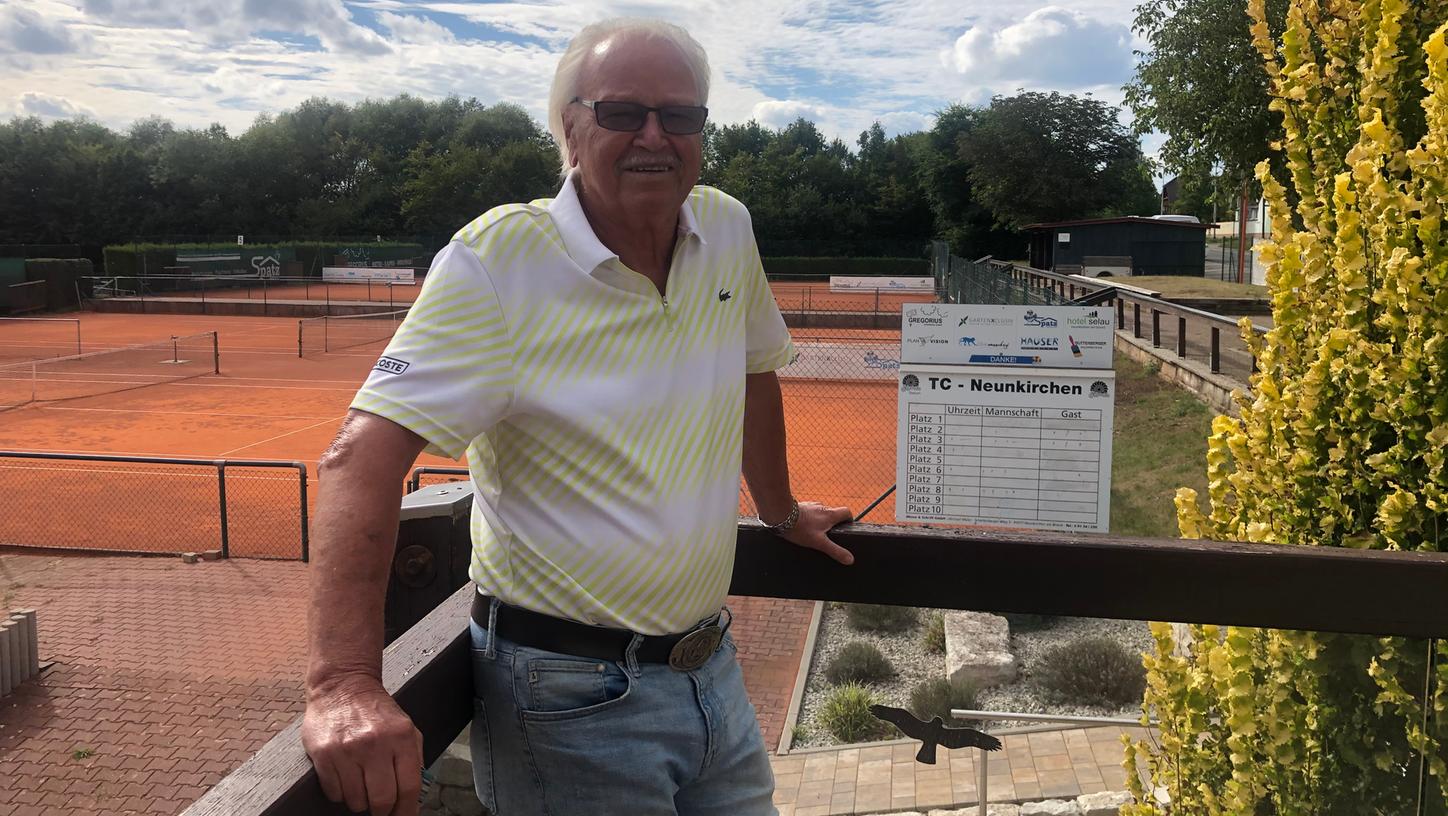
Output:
[793,606,1154,749]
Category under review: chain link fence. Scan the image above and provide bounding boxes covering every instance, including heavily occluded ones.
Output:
[0,452,309,559]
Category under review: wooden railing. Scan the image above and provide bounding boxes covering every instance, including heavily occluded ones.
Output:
[981,259,1269,383]
[184,483,1448,816]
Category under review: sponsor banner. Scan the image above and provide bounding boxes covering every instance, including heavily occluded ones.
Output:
[322,266,416,285]
[177,248,294,278]
[777,340,900,381]
[900,303,1113,369]
[896,364,1114,532]
[829,276,934,293]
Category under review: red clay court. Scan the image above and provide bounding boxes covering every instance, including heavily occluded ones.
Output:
[0,287,907,815]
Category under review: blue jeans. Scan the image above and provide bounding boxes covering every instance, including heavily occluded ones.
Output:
[468,609,777,815]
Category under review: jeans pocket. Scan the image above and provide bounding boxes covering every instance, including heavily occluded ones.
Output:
[519,653,632,723]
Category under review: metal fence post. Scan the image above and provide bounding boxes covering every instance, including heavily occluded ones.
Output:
[977,747,988,815]
[297,463,310,563]
[216,460,230,559]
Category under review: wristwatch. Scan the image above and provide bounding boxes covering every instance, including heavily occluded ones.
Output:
[765,499,801,533]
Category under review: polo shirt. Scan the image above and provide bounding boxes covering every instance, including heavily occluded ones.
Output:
[351,173,795,635]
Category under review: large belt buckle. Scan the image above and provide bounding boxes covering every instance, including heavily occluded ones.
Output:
[668,625,723,671]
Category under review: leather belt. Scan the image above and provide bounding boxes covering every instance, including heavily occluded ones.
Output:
[470,593,725,671]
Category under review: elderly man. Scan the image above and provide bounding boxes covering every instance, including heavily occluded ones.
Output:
[302,17,853,816]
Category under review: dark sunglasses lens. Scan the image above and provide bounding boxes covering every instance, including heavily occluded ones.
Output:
[594,102,648,131]
[660,107,707,134]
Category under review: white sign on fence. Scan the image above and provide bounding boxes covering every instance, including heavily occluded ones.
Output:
[900,303,1114,369]
[829,276,934,293]
[776,340,899,381]
[322,267,416,285]
[896,364,1114,532]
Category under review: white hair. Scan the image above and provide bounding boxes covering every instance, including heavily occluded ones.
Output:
[547,18,711,174]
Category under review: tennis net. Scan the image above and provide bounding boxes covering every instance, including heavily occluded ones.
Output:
[0,331,219,411]
[0,317,83,364]
[297,309,408,357]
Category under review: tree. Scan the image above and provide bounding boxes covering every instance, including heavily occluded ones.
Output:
[1125,0,1290,185]
[1124,2,1448,812]
[958,92,1159,229]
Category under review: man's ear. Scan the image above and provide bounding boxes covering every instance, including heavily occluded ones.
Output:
[562,108,580,167]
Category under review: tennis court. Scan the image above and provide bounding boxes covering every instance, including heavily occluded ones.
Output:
[0,302,903,558]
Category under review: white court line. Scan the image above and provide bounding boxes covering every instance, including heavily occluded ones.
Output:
[38,405,335,420]
[0,445,318,460]
[218,415,347,457]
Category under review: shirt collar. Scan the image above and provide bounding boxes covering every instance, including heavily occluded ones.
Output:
[547,170,706,276]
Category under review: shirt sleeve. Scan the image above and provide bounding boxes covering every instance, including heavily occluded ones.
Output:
[349,241,514,459]
[740,215,796,374]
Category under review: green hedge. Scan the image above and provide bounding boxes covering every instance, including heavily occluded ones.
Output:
[102,242,427,278]
[761,256,930,280]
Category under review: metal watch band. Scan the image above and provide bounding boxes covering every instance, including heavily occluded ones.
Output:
[767,499,801,532]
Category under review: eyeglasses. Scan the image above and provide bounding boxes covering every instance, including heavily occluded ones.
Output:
[572,98,709,135]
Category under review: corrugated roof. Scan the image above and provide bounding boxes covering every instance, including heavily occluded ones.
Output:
[1023,216,1215,231]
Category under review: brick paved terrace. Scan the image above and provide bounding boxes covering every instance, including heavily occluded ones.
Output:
[0,551,816,815]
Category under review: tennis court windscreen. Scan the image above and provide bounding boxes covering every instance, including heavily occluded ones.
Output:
[0,331,219,410]
[297,309,408,357]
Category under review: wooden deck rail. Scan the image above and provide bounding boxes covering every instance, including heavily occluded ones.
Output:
[185,500,1448,815]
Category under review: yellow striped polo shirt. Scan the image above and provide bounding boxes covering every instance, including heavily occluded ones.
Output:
[351,175,795,635]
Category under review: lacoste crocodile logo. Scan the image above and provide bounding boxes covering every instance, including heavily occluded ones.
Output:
[718,289,732,302]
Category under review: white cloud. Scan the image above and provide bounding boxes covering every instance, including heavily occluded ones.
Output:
[0,5,87,54]
[750,99,828,129]
[945,6,1133,87]
[9,90,94,119]
[80,0,392,54]
[0,0,1149,147]
[376,11,455,45]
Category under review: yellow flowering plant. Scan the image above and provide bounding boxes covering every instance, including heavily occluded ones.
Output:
[1123,1,1448,812]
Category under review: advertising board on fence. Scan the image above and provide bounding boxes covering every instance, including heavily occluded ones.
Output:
[322,267,416,285]
[776,340,899,381]
[900,303,1114,369]
[829,276,934,293]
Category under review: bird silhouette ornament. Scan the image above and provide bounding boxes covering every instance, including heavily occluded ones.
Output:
[869,705,1002,764]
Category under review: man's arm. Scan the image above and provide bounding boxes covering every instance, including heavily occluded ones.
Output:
[742,370,854,565]
[302,409,430,816]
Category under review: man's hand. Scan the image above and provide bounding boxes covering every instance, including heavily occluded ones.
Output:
[303,673,424,816]
[778,501,855,565]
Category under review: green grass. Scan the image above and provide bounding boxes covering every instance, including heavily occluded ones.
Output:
[1128,275,1268,300]
[1109,355,1215,538]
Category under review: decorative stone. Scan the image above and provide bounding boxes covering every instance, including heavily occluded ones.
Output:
[922,806,1020,816]
[1020,799,1083,816]
[944,611,1017,689]
[1077,790,1134,816]
[440,785,486,816]
[180,552,199,564]
[434,750,473,788]
[1153,786,1171,807]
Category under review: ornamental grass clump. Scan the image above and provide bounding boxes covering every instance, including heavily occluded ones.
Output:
[1034,637,1146,708]
[908,677,979,725]
[818,682,891,743]
[845,603,918,634]
[922,612,946,654]
[824,641,895,685]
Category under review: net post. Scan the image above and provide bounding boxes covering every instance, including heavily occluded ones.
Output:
[216,460,230,559]
[212,332,220,374]
[172,335,179,364]
[297,462,310,562]
[297,320,304,358]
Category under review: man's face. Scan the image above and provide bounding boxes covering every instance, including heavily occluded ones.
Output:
[564,34,704,222]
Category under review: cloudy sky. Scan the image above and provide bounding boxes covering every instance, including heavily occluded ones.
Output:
[0,0,1158,152]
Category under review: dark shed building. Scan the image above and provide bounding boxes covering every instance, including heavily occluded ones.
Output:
[1024,217,1211,277]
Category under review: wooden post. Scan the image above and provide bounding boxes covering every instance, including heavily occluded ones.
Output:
[1178,317,1187,358]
